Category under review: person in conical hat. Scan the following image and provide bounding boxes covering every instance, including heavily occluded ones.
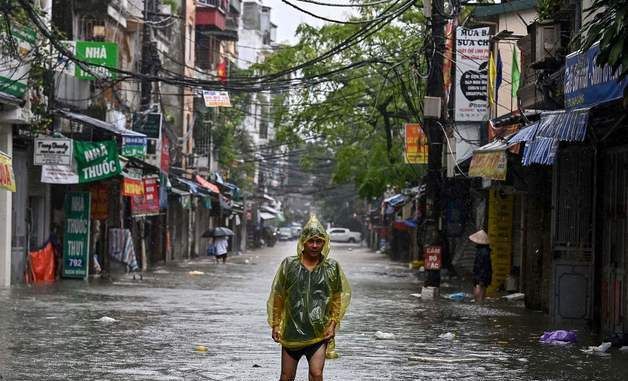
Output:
[469,229,492,302]
[267,215,351,381]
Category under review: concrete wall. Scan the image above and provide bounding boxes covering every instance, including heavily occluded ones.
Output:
[494,9,537,117]
[0,126,12,287]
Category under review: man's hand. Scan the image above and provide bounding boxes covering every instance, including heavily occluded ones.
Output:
[272,326,281,343]
[323,321,337,341]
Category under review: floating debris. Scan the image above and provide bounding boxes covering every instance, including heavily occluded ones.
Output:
[194,345,208,352]
[438,332,455,340]
[188,271,204,275]
[96,316,117,323]
[374,331,395,340]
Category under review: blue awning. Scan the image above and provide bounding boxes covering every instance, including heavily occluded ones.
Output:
[508,108,590,166]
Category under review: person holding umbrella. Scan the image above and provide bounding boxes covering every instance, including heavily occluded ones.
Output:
[202,227,234,263]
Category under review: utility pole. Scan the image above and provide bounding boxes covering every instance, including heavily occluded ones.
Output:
[423,0,445,288]
[141,0,157,108]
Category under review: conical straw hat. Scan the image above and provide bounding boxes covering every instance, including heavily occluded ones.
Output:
[469,229,489,245]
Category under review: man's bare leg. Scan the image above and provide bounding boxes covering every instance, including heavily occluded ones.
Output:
[307,343,327,381]
[280,348,298,381]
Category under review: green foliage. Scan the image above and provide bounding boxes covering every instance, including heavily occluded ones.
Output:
[536,0,561,21]
[576,0,627,79]
[256,1,428,199]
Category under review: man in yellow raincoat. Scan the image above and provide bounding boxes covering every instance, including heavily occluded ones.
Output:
[267,215,351,381]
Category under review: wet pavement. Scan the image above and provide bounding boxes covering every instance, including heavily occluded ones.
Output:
[1,241,627,380]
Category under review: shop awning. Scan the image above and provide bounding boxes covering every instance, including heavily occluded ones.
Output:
[195,175,220,194]
[173,177,202,195]
[56,109,146,137]
[507,108,590,166]
[259,211,276,220]
[0,91,24,107]
[468,140,508,181]
[169,187,190,196]
[261,205,281,215]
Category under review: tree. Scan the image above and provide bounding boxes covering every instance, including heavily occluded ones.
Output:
[256,1,429,199]
[577,0,627,79]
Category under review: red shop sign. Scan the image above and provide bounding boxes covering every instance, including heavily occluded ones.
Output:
[424,245,442,270]
[131,177,160,216]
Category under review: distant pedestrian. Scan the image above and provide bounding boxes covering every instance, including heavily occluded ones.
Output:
[214,236,229,263]
[469,229,492,302]
[267,215,351,381]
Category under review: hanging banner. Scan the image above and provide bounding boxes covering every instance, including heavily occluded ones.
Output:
[159,172,169,210]
[469,150,507,181]
[487,189,513,296]
[443,19,457,105]
[0,151,16,192]
[202,90,232,107]
[34,137,73,166]
[0,23,37,97]
[404,123,428,164]
[122,168,144,197]
[131,177,160,216]
[160,133,170,174]
[90,183,109,220]
[455,27,490,121]
[74,140,122,183]
[62,192,91,279]
[121,135,147,159]
[41,164,79,184]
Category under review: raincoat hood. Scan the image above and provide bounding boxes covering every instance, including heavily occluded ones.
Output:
[297,215,331,259]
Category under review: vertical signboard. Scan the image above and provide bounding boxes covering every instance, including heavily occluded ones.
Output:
[487,189,513,296]
[131,177,160,216]
[404,123,428,164]
[63,192,91,279]
[424,246,442,270]
[455,27,490,121]
[0,151,16,192]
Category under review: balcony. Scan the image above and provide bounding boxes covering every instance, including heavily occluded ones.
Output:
[196,3,226,30]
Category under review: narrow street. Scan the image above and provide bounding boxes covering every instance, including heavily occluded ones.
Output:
[0,242,626,380]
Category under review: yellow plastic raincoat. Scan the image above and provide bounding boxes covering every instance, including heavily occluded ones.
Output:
[267,216,351,359]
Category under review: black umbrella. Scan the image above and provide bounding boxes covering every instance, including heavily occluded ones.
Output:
[202,227,234,238]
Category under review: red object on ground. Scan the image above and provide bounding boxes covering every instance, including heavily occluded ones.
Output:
[27,242,56,283]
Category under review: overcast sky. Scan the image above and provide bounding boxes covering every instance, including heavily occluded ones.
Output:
[263,0,356,44]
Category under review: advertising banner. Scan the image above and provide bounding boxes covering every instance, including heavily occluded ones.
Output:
[564,43,628,110]
[404,123,428,164]
[62,192,91,279]
[160,134,170,174]
[469,150,507,181]
[131,177,160,216]
[122,168,144,197]
[0,151,16,192]
[121,135,147,159]
[34,138,73,166]
[75,41,118,80]
[455,27,490,121]
[74,140,121,183]
[90,183,109,220]
[41,164,79,184]
[202,90,232,107]
[487,189,513,296]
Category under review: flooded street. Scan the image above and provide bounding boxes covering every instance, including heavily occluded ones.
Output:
[1,241,627,380]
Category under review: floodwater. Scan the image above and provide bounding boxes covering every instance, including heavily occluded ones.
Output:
[1,241,627,380]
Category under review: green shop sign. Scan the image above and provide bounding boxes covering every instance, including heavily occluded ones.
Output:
[63,192,91,279]
[74,140,122,183]
[0,23,37,97]
[75,41,118,80]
